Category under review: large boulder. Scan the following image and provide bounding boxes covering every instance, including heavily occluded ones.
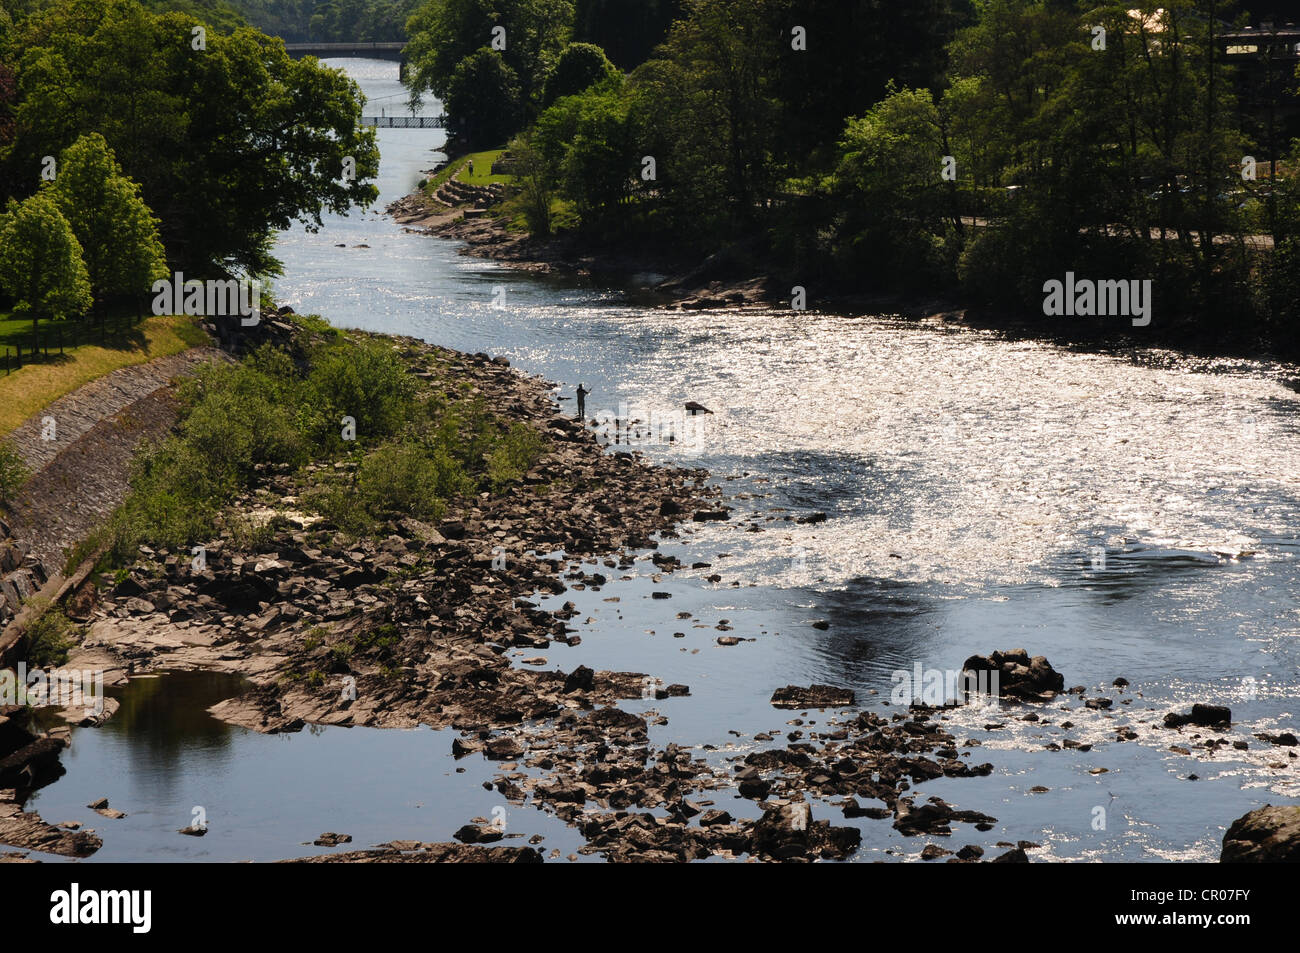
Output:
[1165,704,1231,729]
[962,648,1064,700]
[1221,805,1300,862]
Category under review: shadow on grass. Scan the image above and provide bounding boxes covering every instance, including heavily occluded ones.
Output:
[0,322,153,370]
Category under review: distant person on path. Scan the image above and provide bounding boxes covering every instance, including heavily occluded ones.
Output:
[467,158,474,178]
[576,384,589,420]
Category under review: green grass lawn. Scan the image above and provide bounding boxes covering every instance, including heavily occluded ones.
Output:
[0,308,149,354]
[460,149,512,186]
[0,313,208,437]
[424,148,514,198]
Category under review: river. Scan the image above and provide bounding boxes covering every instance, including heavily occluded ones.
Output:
[24,59,1300,863]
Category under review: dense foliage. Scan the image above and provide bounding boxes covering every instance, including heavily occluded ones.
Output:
[0,0,379,280]
[410,0,1300,354]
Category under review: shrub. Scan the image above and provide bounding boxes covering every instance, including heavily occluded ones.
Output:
[304,341,417,448]
[0,443,27,509]
[25,602,80,668]
[486,423,546,491]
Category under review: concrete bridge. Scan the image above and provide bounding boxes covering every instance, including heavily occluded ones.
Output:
[284,42,408,79]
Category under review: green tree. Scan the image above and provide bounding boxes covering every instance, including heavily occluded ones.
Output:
[572,0,679,71]
[833,86,959,288]
[10,0,379,276]
[767,0,975,170]
[0,192,92,338]
[543,40,617,106]
[535,81,633,223]
[48,132,168,311]
[506,127,553,235]
[627,0,781,237]
[444,47,523,148]
[404,0,573,117]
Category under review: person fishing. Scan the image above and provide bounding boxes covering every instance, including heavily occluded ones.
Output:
[576,383,589,419]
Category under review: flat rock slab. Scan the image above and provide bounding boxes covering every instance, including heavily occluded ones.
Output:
[770,684,856,709]
[0,800,101,857]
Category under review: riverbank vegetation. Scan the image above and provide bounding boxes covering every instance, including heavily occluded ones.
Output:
[79,315,548,570]
[407,0,1300,357]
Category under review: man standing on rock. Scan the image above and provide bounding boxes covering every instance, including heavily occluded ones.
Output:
[576,384,589,420]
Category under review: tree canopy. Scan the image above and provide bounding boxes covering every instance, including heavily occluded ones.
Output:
[6,0,379,276]
[0,191,93,325]
[47,132,168,307]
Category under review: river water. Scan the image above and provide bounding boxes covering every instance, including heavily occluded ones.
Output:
[24,59,1300,862]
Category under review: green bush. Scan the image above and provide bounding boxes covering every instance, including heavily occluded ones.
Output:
[304,341,417,448]
[0,443,28,509]
[486,423,546,491]
[25,602,80,668]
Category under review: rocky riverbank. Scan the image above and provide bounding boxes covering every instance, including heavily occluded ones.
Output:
[6,309,1297,862]
[386,190,799,313]
[29,317,1057,862]
[387,188,1290,359]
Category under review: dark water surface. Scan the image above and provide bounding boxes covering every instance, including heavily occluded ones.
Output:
[29,60,1300,862]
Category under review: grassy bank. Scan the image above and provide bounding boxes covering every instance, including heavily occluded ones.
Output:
[0,314,208,438]
[76,314,548,573]
[422,148,514,196]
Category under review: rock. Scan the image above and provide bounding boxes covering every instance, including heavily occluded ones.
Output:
[770,684,855,709]
[1164,704,1231,729]
[737,776,771,800]
[178,825,207,837]
[1255,732,1298,747]
[451,737,481,758]
[955,844,984,861]
[1221,805,1300,862]
[692,510,729,522]
[314,832,352,847]
[281,844,542,863]
[962,649,1065,699]
[438,520,467,540]
[920,844,951,861]
[563,665,595,693]
[748,800,857,863]
[749,802,814,860]
[716,636,742,646]
[536,781,587,804]
[991,847,1029,863]
[795,512,827,524]
[453,823,504,844]
[86,797,109,810]
[111,576,147,597]
[484,738,525,760]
